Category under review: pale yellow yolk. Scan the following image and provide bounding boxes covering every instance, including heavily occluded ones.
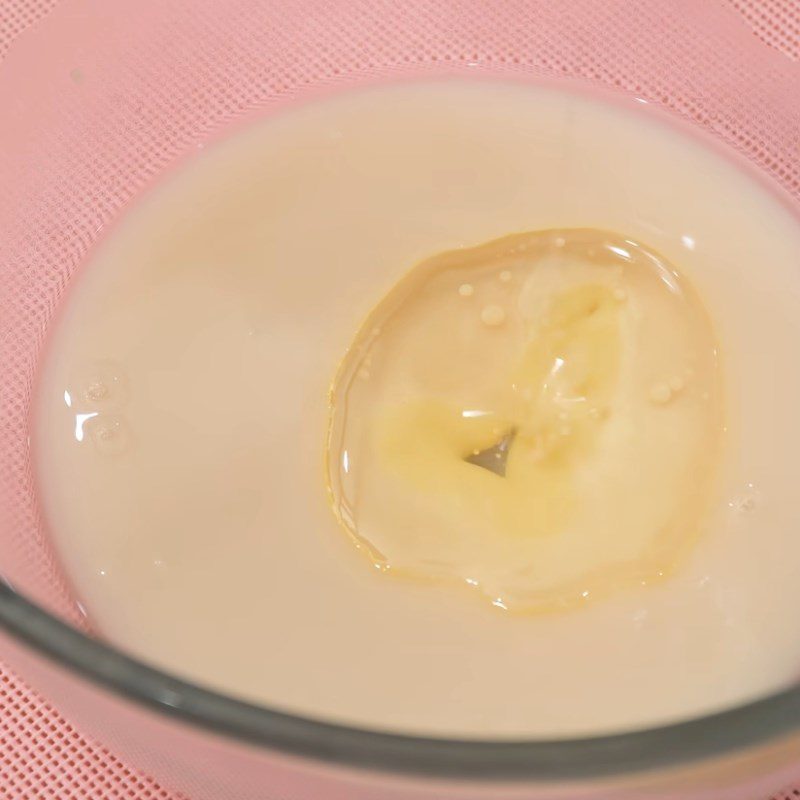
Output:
[376,284,620,541]
[327,230,722,613]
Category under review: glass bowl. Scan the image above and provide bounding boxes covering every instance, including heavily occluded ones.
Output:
[2,1,800,798]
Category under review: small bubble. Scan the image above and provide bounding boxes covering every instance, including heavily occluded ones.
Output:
[85,381,109,402]
[499,270,512,283]
[84,414,132,456]
[588,407,601,420]
[728,485,760,513]
[480,304,506,327]
[554,236,566,248]
[458,283,474,297]
[68,360,129,411]
[357,367,371,380]
[613,288,627,302]
[668,375,685,393]
[649,382,672,405]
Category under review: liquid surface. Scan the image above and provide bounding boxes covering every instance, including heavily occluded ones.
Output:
[34,81,800,737]
[328,229,722,612]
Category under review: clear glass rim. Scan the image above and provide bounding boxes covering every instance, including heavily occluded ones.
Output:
[2,581,800,781]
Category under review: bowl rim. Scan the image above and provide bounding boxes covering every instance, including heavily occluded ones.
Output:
[3,581,800,781]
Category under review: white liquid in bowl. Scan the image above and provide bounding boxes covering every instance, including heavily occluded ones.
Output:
[34,81,800,737]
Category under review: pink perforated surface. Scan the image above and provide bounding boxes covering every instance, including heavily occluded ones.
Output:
[2,0,800,798]
[730,0,800,60]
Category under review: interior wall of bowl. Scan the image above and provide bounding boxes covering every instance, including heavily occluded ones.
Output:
[1,0,799,627]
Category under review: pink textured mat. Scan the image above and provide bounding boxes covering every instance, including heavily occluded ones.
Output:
[1,1,800,798]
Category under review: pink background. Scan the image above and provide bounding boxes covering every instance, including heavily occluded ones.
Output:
[1,1,800,798]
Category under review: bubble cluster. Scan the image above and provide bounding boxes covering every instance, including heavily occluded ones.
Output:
[84,414,133,456]
[65,360,132,455]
